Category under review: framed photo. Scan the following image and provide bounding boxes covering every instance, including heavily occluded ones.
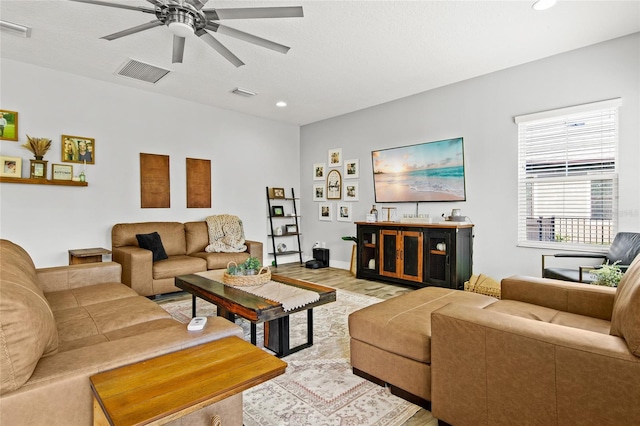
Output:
[268,187,286,199]
[328,148,342,167]
[0,110,18,141]
[326,169,342,200]
[286,224,298,234]
[319,203,333,221]
[313,184,325,201]
[0,156,22,177]
[313,163,326,181]
[344,182,359,201]
[271,205,285,217]
[344,159,359,179]
[62,135,95,164]
[30,160,47,179]
[52,163,73,180]
[337,203,353,222]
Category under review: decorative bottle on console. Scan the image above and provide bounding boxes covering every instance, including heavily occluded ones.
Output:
[370,205,378,222]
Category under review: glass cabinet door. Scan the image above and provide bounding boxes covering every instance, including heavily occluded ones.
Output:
[380,230,399,277]
[401,231,423,282]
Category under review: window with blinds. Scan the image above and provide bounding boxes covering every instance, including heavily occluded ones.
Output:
[515,99,620,249]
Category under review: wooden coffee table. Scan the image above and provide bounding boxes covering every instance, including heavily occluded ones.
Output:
[175,272,337,357]
[91,336,287,425]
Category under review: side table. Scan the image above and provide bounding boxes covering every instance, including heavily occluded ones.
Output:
[91,336,287,425]
[68,247,111,265]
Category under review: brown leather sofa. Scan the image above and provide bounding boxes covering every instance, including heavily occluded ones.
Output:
[431,255,640,426]
[0,239,244,426]
[112,221,263,296]
[350,255,640,425]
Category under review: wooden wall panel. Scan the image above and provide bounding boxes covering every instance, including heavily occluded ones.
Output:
[140,153,170,208]
[186,158,211,208]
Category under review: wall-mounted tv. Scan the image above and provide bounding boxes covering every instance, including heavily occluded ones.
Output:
[371,137,466,203]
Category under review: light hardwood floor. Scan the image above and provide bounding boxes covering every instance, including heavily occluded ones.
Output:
[271,262,437,426]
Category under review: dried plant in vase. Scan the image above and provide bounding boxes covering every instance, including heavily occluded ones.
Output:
[22,135,52,160]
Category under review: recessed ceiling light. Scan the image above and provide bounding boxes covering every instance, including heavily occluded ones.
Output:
[276,101,287,107]
[532,0,557,11]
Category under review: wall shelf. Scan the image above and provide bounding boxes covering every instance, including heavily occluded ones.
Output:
[0,177,88,187]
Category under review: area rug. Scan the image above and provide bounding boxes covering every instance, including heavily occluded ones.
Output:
[159,289,421,426]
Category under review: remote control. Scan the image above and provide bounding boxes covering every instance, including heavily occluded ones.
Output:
[187,316,207,331]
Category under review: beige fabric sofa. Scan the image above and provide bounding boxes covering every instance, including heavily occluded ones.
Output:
[112,221,263,296]
[349,255,640,425]
[0,239,244,426]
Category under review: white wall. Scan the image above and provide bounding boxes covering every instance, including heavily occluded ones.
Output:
[0,59,300,267]
[300,33,640,279]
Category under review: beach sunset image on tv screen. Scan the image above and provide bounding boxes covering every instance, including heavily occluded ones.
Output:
[371,137,466,203]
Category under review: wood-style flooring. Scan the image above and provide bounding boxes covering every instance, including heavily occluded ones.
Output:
[271,263,437,426]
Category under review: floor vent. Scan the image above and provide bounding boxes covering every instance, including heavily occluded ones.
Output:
[116,59,170,84]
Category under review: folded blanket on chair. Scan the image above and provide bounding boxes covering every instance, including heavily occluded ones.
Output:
[205,214,247,253]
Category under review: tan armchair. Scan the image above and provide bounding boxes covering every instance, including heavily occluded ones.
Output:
[431,255,640,426]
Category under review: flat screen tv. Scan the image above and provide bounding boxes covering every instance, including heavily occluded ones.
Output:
[371,137,466,203]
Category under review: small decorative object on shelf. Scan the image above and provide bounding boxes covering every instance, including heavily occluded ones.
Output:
[369,205,378,221]
[29,160,48,179]
[22,135,52,160]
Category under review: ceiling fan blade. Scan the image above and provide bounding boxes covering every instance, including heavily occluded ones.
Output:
[101,20,163,41]
[195,29,244,67]
[172,35,185,63]
[185,0,209,10]
[204,6,303,21]
[69,0,156,14]
[207,23,290,54]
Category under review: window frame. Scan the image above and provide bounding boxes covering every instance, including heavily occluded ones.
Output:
[514,98,621,251]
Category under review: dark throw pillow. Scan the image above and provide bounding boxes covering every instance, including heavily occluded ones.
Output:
[136,232,168,262]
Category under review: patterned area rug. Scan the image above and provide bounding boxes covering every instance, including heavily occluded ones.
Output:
[159,289,421,426]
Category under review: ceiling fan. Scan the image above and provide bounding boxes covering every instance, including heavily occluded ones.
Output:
[69,0,303,67]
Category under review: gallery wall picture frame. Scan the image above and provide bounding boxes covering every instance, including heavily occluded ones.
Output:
[268,187,286,199]
[61,135,95,164]
[313,163,326,181]
[326,169,342,200]
[344,182,359,201]
[313,184,325,201]
[319,202,333,221]
[271,205,285,217]
[344,159,359,179]
[0,110,18,141]
[0,156,22,177]
[328,148,342,167]
[337,203,352,222]
[52,163,73,180]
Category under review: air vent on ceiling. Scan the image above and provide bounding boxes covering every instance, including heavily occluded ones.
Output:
[116,59,170,84]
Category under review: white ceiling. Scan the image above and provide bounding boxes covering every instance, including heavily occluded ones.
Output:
[1,1,639,126]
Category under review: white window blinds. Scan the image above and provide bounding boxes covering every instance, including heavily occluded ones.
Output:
[515,99,620,249]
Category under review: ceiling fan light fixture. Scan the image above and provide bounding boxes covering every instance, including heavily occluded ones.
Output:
[532,0,557,11]
[168,21,194,38]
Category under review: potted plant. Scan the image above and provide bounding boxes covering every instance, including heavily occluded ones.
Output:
[243,257,261,275]
[590,260,624,287]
